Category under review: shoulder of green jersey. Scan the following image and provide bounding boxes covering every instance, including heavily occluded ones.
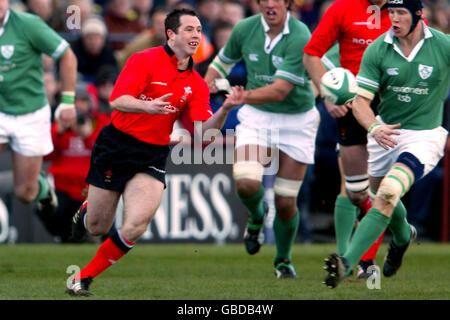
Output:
[218,48,240,64]
[16,10,44,24]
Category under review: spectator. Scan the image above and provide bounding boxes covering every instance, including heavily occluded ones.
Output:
[104,0,145,50]
[166,0,196,11]
[132,0,153,28]
[219,0,245,26]
[197,0,221,41]
[73,16,118,82]
[94,66,118,115]
[115,6,169,69]
[241,0,260,17]
[430,0,449,33]
[42,88,110,242]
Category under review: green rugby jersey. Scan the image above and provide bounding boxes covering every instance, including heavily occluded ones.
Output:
[0,10,69,115]
[321,43,340,71]
[356,24,450,130]
[217,13,315,114]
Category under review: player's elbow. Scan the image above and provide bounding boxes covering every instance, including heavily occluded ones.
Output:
[303,53,316,67]
[271,82,293,102]
[109,98,120,110]
[273,90,289,102]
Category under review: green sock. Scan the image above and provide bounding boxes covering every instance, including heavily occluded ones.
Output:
[35,174,50,202]
[334,195,358,255]
[237,186,265,224]
[388,200,412,247]
[344,208,390,272]
[274,211,300,263]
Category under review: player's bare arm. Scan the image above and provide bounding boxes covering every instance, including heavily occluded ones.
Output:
[55,48,78,128]
[229,78,294,106]
[201,85,245,132]
[110,93,178,115]
[303,52,348,118]
[204,67,223,94]
[352,94,400,150]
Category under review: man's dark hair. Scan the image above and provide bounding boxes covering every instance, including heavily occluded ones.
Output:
[164,8,199,40]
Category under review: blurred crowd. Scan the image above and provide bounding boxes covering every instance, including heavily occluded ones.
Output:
[7,0,450,241]
[8,0,448,126]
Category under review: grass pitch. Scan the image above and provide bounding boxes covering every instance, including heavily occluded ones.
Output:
[0,242,449,300]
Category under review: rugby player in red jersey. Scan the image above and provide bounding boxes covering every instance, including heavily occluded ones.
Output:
[303,0,392,278]
[66,8,243,296]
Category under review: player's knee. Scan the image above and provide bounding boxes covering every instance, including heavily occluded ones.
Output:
[233,161,264,197]
[14,183,36,203]
[377,164,415,207]
[87,219,110,236]
[346,190,367,205]
[235,179,261,198]
[121,222,147,241]
[274,196,297,220]
[273,177,302,219]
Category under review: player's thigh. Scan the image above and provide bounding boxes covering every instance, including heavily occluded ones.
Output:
[369,176,383,195]
[12,152,42,192]
[234,144,273,166]
[339,144,368,176]
[121,173,165,240]
[276,150,307,181]
[86,184,121,232]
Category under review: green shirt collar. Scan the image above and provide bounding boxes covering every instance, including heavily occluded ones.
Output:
[384,21,433,44]
[384,22,432,62]
[0,10,11,37]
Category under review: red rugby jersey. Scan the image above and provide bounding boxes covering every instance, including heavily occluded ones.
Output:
[303,0,391,75]
[109,45,213,145]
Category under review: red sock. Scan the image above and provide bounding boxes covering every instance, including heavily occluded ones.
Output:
[75,231,134,280]
[357,196,371,216]
[361,231,384,261]
[358,197,385,261]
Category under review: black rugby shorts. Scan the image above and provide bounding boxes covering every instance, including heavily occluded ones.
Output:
[86,124,170,192]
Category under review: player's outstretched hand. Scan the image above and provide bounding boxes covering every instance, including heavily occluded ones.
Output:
[324,99,349,118]
[222,86,245,111]
[371,123,401,150]
[145,93,178,115]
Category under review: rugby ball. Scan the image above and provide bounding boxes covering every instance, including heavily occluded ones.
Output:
[320,67,357,105]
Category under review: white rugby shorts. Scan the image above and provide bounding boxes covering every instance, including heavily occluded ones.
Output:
[368,115,448,178]
[235,104,320,165]
[0,105,53,157]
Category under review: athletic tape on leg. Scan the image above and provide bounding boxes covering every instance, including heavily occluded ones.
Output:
[344,174,369,193]
[273,177,303,197]
[377,166,414,206]
[233,161,264,182]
